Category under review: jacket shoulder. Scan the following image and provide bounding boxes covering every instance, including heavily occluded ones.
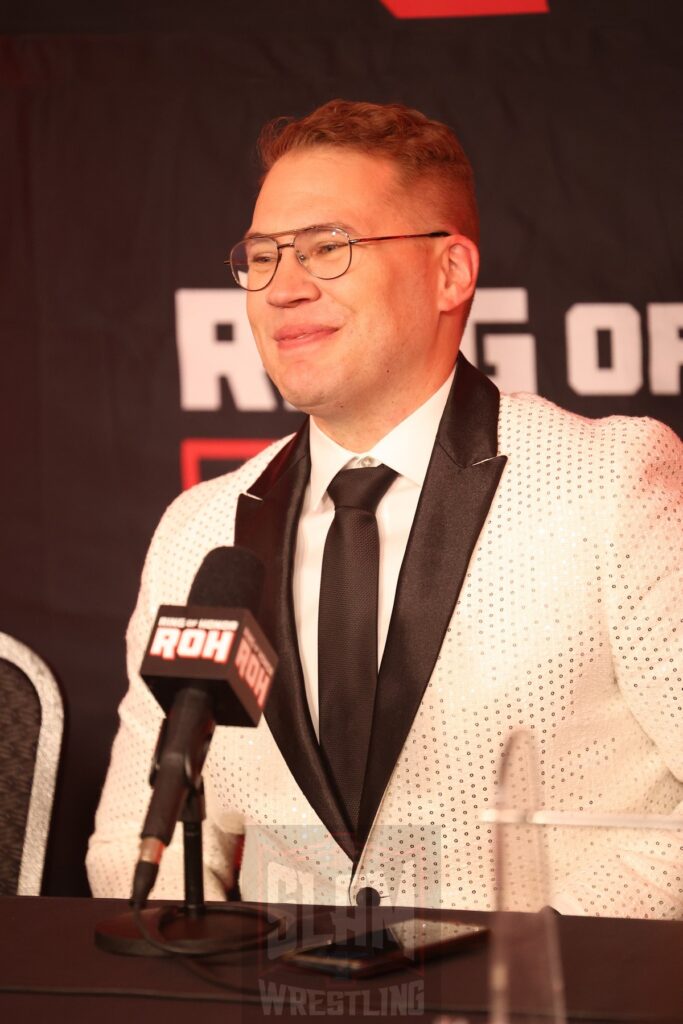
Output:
[499,392,681,457]
[498,393,682,514]
[138,435,296,603]
[158,435,295,534]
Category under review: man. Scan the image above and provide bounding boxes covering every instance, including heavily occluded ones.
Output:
[88,100,683,917]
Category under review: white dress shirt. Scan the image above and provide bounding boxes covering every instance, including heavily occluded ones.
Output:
[292,369,455,738]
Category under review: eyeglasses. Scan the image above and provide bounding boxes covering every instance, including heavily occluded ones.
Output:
[226,225,449,291]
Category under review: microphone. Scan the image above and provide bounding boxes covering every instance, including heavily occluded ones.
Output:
[131,546,275,905]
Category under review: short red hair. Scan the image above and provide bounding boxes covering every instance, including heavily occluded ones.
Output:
[257,99,479,243]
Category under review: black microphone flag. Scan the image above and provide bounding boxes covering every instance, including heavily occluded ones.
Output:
[140,545,275,727]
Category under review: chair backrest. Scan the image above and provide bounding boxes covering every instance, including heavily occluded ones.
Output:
[0,631,64,895]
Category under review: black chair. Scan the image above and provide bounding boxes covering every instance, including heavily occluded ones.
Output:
[0,631,64,895]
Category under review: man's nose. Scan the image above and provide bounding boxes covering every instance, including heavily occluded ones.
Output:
[266,245,320,306]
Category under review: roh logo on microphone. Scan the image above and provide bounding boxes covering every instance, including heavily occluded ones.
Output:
[142,604,277,724]
[234,623,274,709]
[150,615,238,664]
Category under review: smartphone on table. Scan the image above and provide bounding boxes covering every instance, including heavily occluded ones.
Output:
[282,915,488,978]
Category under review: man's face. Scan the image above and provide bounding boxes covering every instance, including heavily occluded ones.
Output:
[246,146,468,448]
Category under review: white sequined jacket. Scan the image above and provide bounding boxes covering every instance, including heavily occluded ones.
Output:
[87,356,683,918]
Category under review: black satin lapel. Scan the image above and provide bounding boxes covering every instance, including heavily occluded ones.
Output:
[442,350,503,466]
[356,355,507,849]
[235,425,355,860]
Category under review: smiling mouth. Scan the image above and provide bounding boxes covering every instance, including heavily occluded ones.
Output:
[273,325,340,347]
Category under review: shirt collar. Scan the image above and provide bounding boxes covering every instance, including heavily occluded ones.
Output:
[308,367,455,510]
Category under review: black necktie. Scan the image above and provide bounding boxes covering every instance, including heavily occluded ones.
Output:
[318,464,398,834]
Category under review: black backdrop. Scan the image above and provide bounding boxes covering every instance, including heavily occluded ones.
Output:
[1,0,681,895]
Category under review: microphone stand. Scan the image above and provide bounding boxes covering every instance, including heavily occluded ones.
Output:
[95,779,280,957]
[182,783,206,919]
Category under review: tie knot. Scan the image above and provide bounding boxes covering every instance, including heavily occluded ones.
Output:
[327,464,397,514]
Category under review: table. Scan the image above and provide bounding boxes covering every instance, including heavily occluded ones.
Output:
[0,897,681,1023]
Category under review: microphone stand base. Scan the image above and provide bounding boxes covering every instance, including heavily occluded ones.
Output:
[95,903,280,957]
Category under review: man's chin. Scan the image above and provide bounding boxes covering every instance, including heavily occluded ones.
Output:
[280,392,329,417]
[272,376,335,418]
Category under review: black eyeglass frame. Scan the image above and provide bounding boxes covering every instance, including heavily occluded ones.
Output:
[225,225,450,291]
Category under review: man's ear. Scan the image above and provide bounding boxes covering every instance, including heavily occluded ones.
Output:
[437,236,479,312]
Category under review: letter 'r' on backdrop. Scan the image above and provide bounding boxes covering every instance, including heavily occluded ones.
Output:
[0,0,681,894]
